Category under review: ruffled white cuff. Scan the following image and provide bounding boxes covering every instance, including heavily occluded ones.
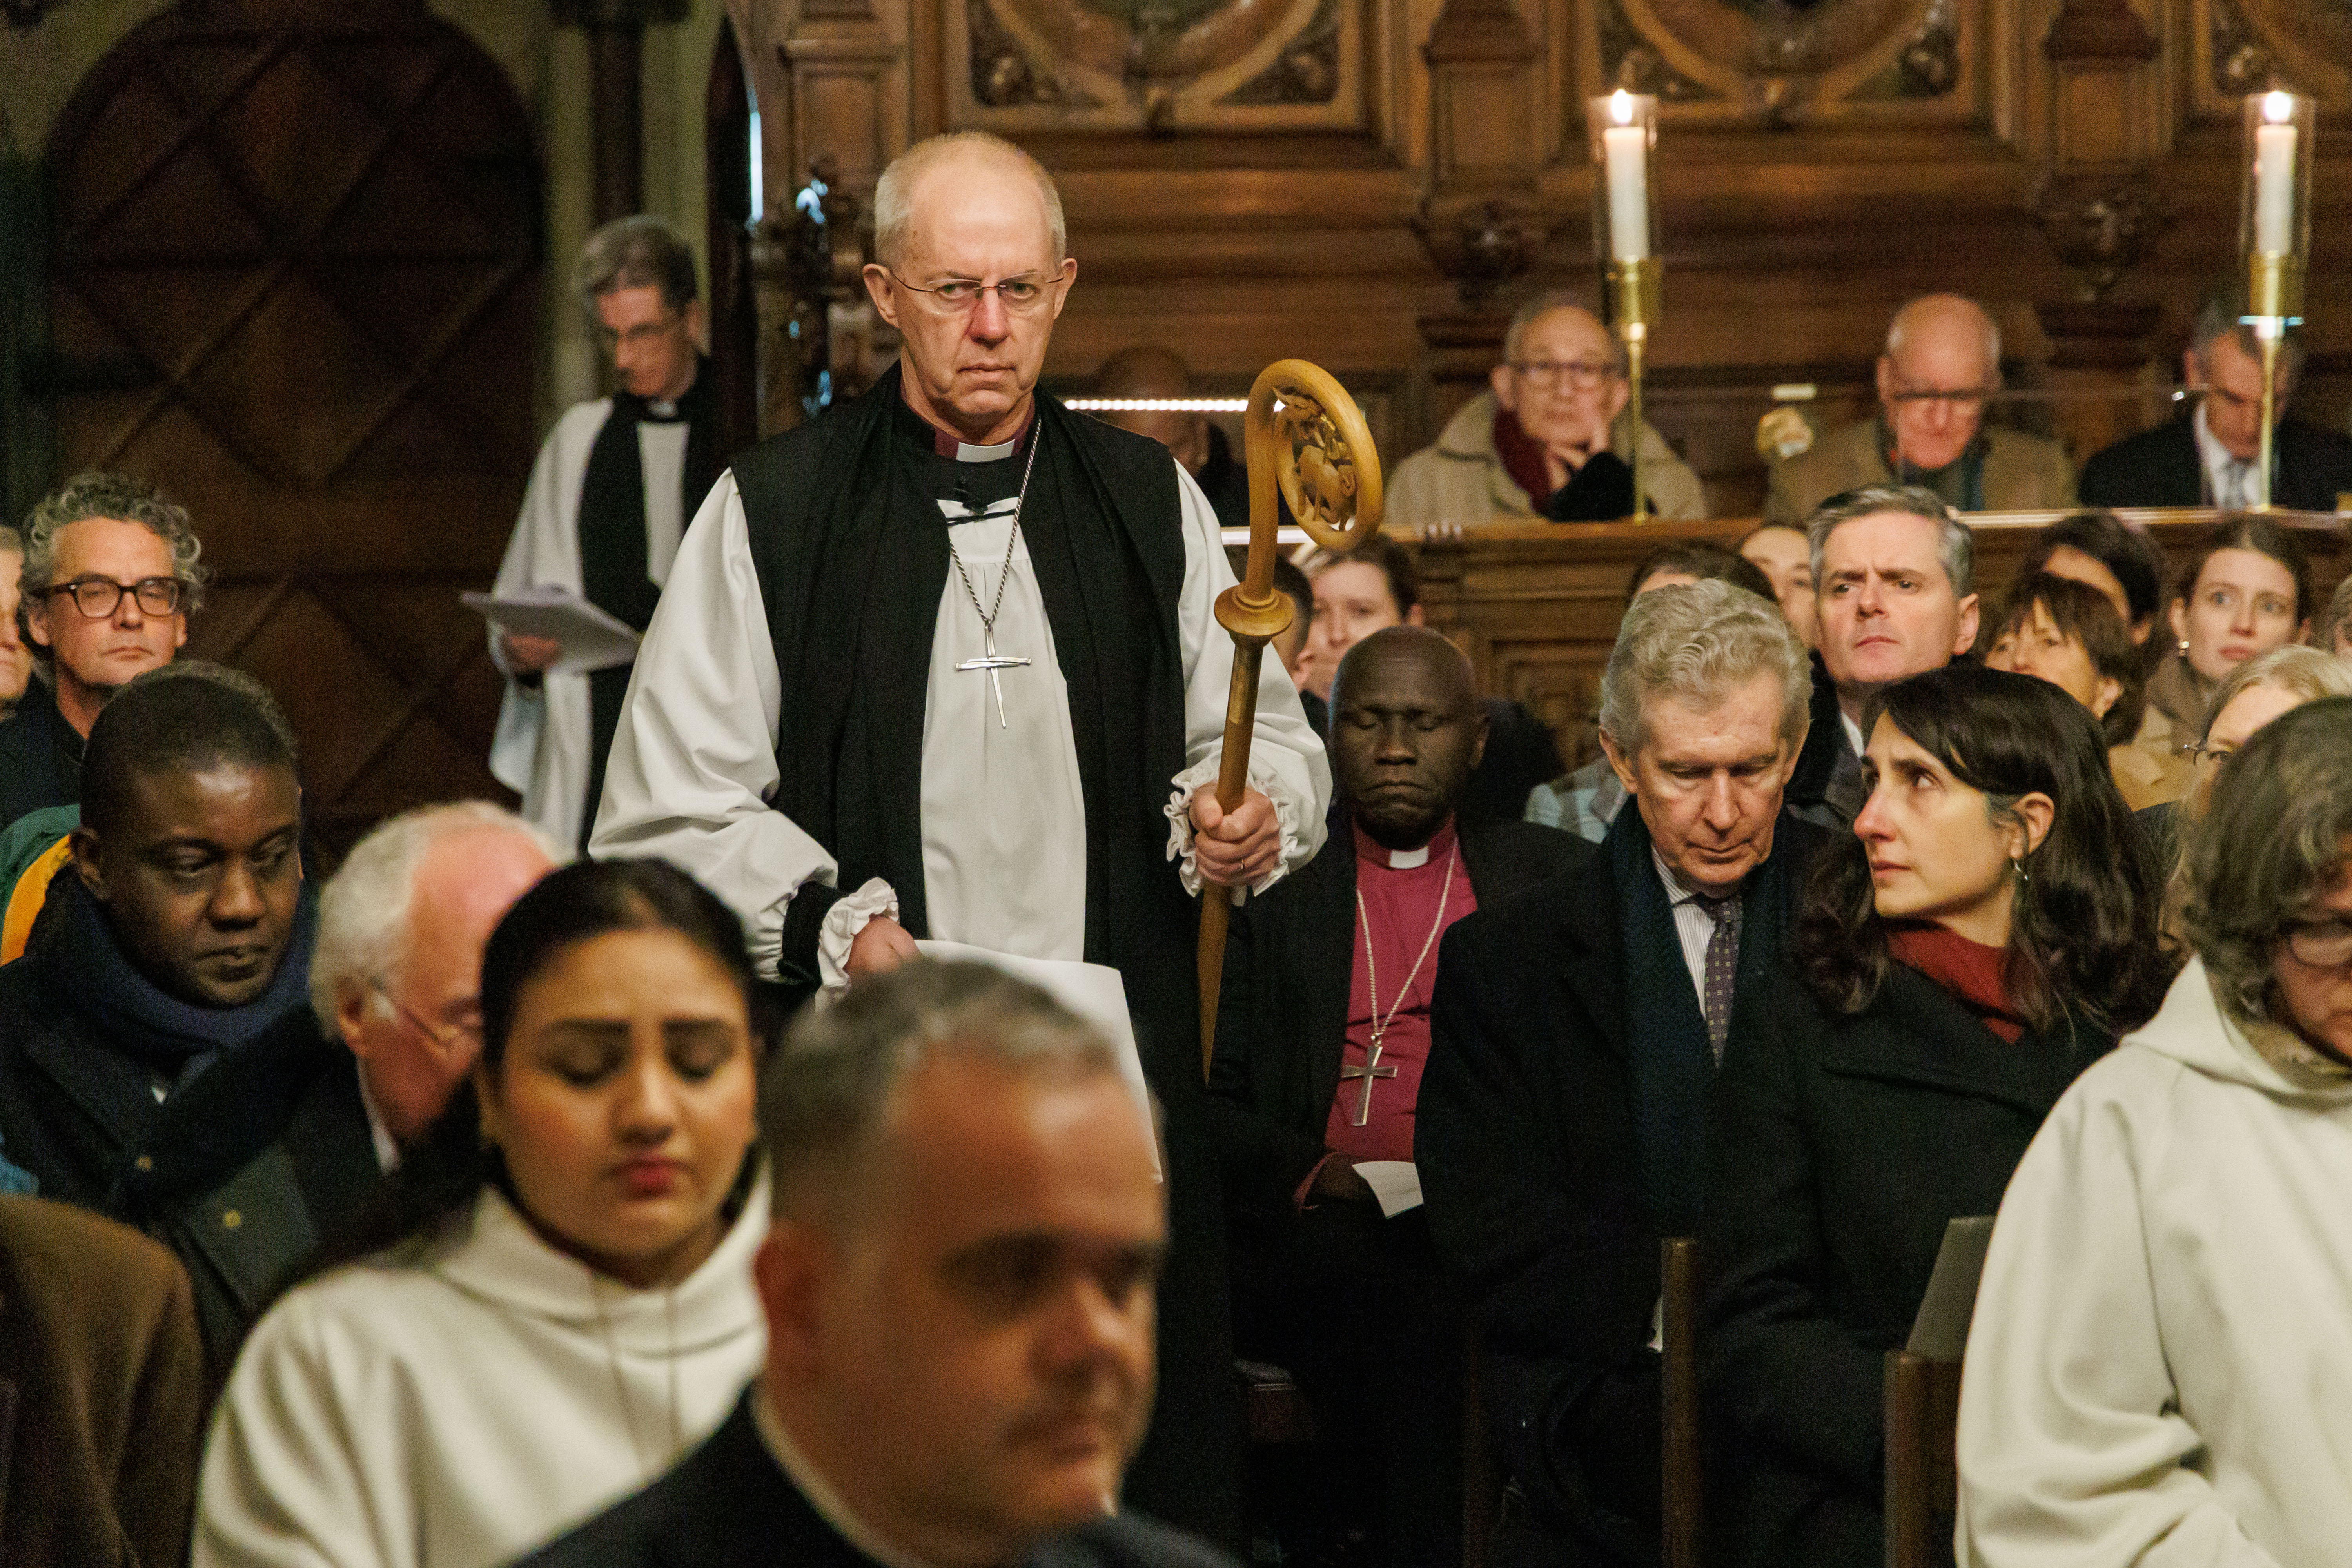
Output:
[817,877,899,994]
[1163,757,1306,898]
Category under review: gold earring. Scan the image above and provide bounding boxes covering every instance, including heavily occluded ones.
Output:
[2178,637,2190,657]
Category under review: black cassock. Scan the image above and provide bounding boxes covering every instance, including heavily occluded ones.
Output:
[727,367,1247,1544]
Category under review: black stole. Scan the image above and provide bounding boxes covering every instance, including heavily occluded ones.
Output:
[1606,806,1794,1235]
[728,366,1198,1088]
[577,358,721,849]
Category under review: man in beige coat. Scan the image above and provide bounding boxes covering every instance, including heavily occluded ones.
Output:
[1387,294,1705,529]
[1764,294,2075,524]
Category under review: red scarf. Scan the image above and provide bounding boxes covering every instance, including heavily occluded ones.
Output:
[1886,923,2029,1043]
[1491,405,1558,505]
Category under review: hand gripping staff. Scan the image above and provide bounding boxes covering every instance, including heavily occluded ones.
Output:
[1197,360,1383,1083]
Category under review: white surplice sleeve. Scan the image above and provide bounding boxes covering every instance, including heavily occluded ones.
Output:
[488,400,605,851]
[1163,458,1330,895]
[588,472,838,978]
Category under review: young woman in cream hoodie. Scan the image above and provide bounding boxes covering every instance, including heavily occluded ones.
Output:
[1957,697,2352,1568]
[195,859,769,1568]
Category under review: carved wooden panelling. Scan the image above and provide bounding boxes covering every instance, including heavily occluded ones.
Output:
[953,0,1371,131]
[46,0,541,857]
[1584,0,1978,125]
[2198,0,2352,111]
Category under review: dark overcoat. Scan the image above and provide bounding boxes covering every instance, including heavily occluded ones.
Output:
[1698,963,2113,1568]
[1416,815,1822,1568]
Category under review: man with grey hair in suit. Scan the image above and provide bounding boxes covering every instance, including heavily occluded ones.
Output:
[1787,484,1981,826]
[1419,583,1828,1568]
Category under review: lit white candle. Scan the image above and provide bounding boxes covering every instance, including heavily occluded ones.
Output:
[1602,93,1650,262]
[2253,94,2298,255]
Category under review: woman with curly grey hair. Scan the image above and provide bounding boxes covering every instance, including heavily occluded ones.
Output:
[1956,697,2352,1567]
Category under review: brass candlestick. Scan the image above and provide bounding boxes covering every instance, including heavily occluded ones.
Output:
[1588,89,1661,522]
[2238,90,2314,512]
[1608,258,1663,519]
[2247,251,2304,512]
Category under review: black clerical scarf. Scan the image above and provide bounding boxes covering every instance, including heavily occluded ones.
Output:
[730,366,1200,1073]
[577,358,721,848]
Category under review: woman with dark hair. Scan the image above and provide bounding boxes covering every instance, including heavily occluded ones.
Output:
[1700,664,2169,1568]
[2145,513,2313,747]
[1982,572,2170,809]
[195,859,767,1568]
[1958,699,2352,1567]
[2010,508,2166,651]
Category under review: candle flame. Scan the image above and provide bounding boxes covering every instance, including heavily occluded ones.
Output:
[1610,89,1634,126]
[2263,90,2296,124]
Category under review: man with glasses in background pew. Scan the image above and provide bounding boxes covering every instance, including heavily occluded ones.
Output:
[1764,294,2076,525]
[1385,293,1706,528]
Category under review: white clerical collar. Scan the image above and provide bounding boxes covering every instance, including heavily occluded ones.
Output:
[955,434,1021,463]
[752,1394,947,1568]
[1387,844,1430,869]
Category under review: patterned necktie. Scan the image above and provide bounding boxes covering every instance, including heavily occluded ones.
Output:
[1698,891,1744,1064]
[2225,458,2252,510]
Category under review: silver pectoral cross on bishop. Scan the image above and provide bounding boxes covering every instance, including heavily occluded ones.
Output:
[956,626,1031,729]
[1339,1037,1399,1127]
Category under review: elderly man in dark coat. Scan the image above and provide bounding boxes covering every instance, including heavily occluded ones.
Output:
[1416,582,1827,1567]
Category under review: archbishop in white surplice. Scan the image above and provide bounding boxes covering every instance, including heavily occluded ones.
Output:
[586,426,1327,986]
[587,129,1327,1544]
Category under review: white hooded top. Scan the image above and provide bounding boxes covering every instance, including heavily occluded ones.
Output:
[193,1172,769,1568]
[1955,957,2352,1568]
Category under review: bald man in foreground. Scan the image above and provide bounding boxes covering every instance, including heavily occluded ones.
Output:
[1764,293,2076,523]
[520,964,1234,1568]
[1209,627,1581,1568]
[593,128,1330,1542]
[1093,347,1250,531]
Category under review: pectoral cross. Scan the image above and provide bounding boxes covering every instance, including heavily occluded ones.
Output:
[1340,1039,1399,1127]
[956,626,1031,730]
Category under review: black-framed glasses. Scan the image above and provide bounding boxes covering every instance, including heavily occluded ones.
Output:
[1886,384,1994,410]
[1510,359,1616,390]
[2284,920,2352,970]
[367,977,481,1055]
[878,267,1058,316]
[46,575,187,619]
